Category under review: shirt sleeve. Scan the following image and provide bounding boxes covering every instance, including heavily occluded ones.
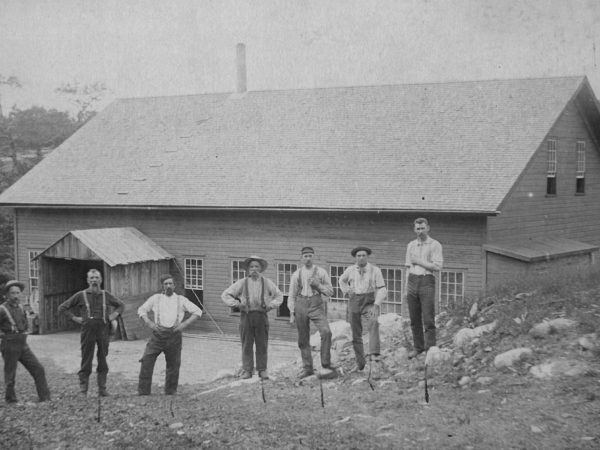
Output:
[182,297,203,317]
[339,267,352,295]
[58,292,81,320]
[221,280,244,308]
[137,295,156,318]
[373,266,386,289]
[287,270,299,314]
[266,278,284,308]
[106,292,125,315]
[430,240,443,271]
[317,267,334,297]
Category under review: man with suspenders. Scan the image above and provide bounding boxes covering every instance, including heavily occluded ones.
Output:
[59,269,124,396]
[137,274,203,395]
[221,256,283,380]
[0,280,50,403]
[288,246,335,379]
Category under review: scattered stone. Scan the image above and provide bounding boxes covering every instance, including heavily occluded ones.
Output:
[515,292,533,300]
[530,425,543,433]
[454,321,497,351]
[103,430,121,436]
[169,422,184,429]
[494,348,533,369]
[377,424,395,432]
[529,322,552,338]
[530,358,590,379]
[476,376,493,386]
[469,302,478,319]
[548,318,577,332]
[578,333,599,351]
[333,416,351,425]
[458,376,471,386]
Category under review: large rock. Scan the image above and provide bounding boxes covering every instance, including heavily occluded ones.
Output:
[530,358,590,379]
[579,333,599,351]
[378,313,404,342]
[529,318,577,338]
[453,321,498,351]
[493,348,533,369]
[310,320,352,350]
[424,346,454,374]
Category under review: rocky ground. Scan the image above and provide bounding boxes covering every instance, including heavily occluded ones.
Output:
[1,285,599,449]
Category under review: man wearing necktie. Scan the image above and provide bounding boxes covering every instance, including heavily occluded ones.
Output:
[405,218,444,359]
[339,247,388,371]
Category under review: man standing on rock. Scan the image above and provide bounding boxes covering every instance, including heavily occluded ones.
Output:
[0,280,51,404]
[339,247,387,371]
[221,256,283,380]
[58,269,124,396]
[405,218,443,358]
[288,246,335,379]
[137,274,203,395]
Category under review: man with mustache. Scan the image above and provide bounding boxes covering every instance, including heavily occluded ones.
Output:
[59,269,124,396]
[221,256,283,380]
[0,280,51,404]
[137,274,203,395]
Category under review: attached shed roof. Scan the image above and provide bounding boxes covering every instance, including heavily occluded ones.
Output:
[483,237,599,262]
[1,76,598,213]
[37,227,173,267]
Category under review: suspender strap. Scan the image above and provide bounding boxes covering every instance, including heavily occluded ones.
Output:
[155,295,183,327]
[82,291,107,323]
[243,277,267,310]
[0,304,20,332]
[296,266,319,295]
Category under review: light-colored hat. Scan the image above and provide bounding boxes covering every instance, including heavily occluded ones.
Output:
[4,280,25,292]
[243,256,268,272]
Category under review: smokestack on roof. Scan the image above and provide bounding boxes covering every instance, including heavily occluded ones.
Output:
[236,43,247,94]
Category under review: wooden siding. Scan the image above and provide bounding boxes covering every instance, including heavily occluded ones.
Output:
[15,208,487,340]
[488,100,600,245]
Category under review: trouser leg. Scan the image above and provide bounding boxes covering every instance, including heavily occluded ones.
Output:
[350,309,365,368]
[20,342,50,401]
[95,322,110,375]
[138,332,164,395]
[239,313,254,373]
[254,312,269,372]
[407,276,425,353]
[362,303,380,356]
[2,337,21,402]
[421,276,437,350]
[78,324,96,381]
[295,299,313,370]
[308,297,332,367]
[164,331,182,394]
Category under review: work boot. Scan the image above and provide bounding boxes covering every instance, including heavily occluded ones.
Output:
[258,370,269,380]
[297,368,314,379]
[97,373,109,397]
[79,374,89,396]
[240,371,252,379]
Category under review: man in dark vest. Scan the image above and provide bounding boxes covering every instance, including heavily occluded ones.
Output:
[221,256,283,380]
[58,269,124,396]
[137,274,203,395]
[288,246,335,379]
[0,280,50,403]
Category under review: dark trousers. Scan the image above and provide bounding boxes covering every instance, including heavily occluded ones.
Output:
[294,295,332,370]
[239,311,269,373]
[138,327,182,395]
[349,293,380,368]
[79,319,110,382]
[1,334,50,402]
[407,274,436,352]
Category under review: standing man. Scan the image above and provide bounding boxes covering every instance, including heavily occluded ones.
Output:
[0,280,50,404]
[58,269,124,396]
[405,218,443,358]
[137,274,203,395]
[221,256,283,380]
[339,247,387,371]
[288,247,335,379]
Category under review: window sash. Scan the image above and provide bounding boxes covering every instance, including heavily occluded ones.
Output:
[329,265,347,302]
[380,266,404,314]
[576,141,585,178]
[277,263,298,295]
[28,251,40,305]
[439,270,465,307]
[184,257,203,289]
[547,139,557,176]
[231,260,246,283]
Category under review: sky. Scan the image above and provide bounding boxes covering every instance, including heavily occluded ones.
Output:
[0,0,599,115]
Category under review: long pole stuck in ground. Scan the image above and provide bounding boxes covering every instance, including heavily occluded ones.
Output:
[424,351,430,403]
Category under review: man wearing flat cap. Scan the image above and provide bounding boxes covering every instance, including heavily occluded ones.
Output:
[137,274,203,395]
[59,269,124,397]
[221,256,283,380]
[288,247,335,379]
[1,280,51,403]
[339,247,388,371]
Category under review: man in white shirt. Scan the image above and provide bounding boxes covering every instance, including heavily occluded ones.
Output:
[339,247,388,371]
[405,218,443,358]
[288,247,335,379]
[221,256,283,380]
[137,274,203,395]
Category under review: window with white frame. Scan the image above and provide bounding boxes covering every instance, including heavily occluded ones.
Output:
[329,265,348,303]
[439,270,465,308]
[228,259,246,314]
[276,262,298,318]
[184,257,203,307]
[380,266,404,314]
[547,138,557,195]
[576,140,586,194]
[28,250,40,312]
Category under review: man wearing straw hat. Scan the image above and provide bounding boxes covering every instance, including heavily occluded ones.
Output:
[137,274,203,395]
[0,280,51,403]
[221,256,283,380]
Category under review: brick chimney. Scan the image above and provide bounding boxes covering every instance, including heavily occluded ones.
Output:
[236,43,247,94]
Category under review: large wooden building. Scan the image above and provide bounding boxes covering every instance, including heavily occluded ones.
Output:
[1,75,600,340]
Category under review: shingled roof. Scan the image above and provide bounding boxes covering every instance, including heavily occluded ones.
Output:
[1,76,597,213]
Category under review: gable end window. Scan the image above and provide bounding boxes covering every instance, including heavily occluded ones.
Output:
[576,140,586,194]
[546,139,557,195]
